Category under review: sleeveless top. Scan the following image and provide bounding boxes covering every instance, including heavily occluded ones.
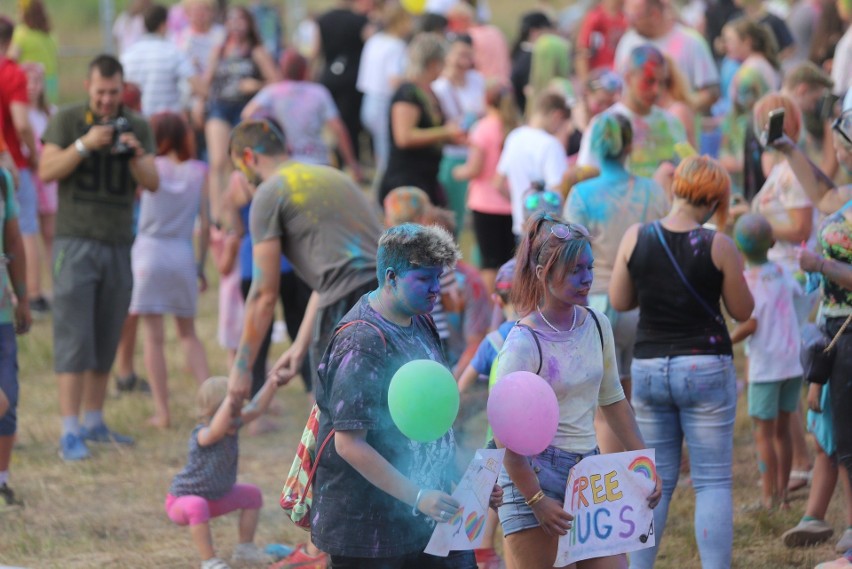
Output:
[138,158,205,240]
[169,424,238,500]
[210,46,261,104]
[628,224,732,358]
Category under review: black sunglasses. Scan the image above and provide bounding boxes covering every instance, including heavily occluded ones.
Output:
[832,109,852,148]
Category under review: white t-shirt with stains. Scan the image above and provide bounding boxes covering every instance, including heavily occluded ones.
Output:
[493,307,625,453]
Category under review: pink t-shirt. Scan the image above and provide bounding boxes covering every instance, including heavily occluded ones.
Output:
[466,114,512,215]
[469,25,511,84]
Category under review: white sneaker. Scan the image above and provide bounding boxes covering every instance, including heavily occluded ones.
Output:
[231,543,271,565]
[782,519,834,547]
[201,558,231,569]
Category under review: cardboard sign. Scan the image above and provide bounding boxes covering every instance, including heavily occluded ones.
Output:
[424,448,505,557]
[555,450,657,566]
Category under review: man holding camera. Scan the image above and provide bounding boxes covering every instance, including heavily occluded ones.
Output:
[39,55,158,462]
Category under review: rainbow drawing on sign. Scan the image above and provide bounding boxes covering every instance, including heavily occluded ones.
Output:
[628,456,657,482]
[465,512,485,542]
[448,508,464,527]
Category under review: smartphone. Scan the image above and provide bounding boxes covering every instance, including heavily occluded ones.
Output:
[819,93,840,122]
[765,108,785,145]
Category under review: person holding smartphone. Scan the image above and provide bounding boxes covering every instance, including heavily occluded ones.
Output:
[750,94,818,305]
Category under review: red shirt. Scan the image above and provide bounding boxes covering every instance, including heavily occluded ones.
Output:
[577,5,628,72]
[0,58,30,168]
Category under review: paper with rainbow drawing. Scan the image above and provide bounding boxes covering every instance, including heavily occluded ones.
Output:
[424,448,505,557]
[555,449,657,566]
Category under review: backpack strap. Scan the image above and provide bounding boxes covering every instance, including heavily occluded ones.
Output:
[486,329,506,352]
[312,319,389,465]
[333,319,388,349]
[514,323,543,375]
[585,307,604,350]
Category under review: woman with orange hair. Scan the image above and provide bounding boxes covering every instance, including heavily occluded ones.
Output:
[609,156,754,569]
[130,112,211,429]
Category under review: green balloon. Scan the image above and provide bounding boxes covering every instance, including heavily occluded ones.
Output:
[388,359,460,442]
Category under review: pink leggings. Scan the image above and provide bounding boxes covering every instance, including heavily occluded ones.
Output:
[165,483,263,526]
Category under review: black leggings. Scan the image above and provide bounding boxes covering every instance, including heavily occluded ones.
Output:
[240,272,313,396]
[825,316,852,491]
[471,210,515,269]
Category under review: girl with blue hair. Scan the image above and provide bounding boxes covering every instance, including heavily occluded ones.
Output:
[564,111,668,453]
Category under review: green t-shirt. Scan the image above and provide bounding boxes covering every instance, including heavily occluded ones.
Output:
[42,103,154,245]
[11,25,59,104]
[0,168,19,325]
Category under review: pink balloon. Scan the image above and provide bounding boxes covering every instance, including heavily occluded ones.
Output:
[487,371,559,456]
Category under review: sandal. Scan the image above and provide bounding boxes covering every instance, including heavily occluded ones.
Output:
[788,469,812,492]
[201,558,231,569]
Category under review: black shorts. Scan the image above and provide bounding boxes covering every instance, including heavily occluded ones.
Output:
[472,210,515,270]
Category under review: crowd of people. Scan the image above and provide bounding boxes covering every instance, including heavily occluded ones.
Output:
[1,0,852,568]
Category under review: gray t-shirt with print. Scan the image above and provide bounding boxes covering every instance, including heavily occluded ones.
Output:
[249,162,382,307]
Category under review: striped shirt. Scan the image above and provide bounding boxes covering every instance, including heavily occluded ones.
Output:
[121,34,196,116]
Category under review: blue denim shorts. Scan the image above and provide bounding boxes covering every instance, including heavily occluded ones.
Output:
[15,168,39,236]
[497,446,599,536]
[0,323,19,436]
[207,99,246,126]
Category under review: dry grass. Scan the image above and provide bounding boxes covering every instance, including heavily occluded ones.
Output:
[0,0,848,567]
[1,273,848,569]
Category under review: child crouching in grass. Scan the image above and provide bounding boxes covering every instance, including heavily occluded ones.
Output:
[166,376,279,569]
[731,213,803,510]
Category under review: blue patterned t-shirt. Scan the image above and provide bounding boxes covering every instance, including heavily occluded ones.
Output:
[169,424,238,500]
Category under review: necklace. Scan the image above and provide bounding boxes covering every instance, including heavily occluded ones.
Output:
[537,306,576,333]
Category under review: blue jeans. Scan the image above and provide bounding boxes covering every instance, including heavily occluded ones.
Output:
[498,446,599,536]
[360,93,391,180]
[0,323,18,436]
[628,355,736,569]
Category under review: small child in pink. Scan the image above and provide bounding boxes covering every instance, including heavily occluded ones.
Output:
[166,376,279,569]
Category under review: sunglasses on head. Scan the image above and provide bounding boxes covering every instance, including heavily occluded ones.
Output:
[833,109,852,148]
[524,191,562,212]
[533,213,589,239]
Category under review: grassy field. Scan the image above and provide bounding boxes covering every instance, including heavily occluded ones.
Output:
[0,276,848,569]
[0,0,849,567]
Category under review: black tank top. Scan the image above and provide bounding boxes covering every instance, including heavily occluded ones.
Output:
[628,224,732,359]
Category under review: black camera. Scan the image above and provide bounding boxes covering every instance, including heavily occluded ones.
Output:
[106,116,135,158]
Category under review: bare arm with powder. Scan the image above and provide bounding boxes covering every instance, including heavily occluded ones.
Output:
[227,237,282,403]
[335,429,461,522]
[609,223,641,312]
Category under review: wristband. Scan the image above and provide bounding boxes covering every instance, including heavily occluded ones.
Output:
[525,490,545,507]
[412,488,426,516]
[74,138,90,158]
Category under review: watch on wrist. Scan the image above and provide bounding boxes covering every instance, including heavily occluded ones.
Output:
[74,138,90,158]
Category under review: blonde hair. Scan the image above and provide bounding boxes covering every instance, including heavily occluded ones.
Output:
[672,156,732,227]
[728,17,779,69]
[512,213,590,317]
[197,376,229,420]
[406,32,448,79]
[663,54,697,110]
